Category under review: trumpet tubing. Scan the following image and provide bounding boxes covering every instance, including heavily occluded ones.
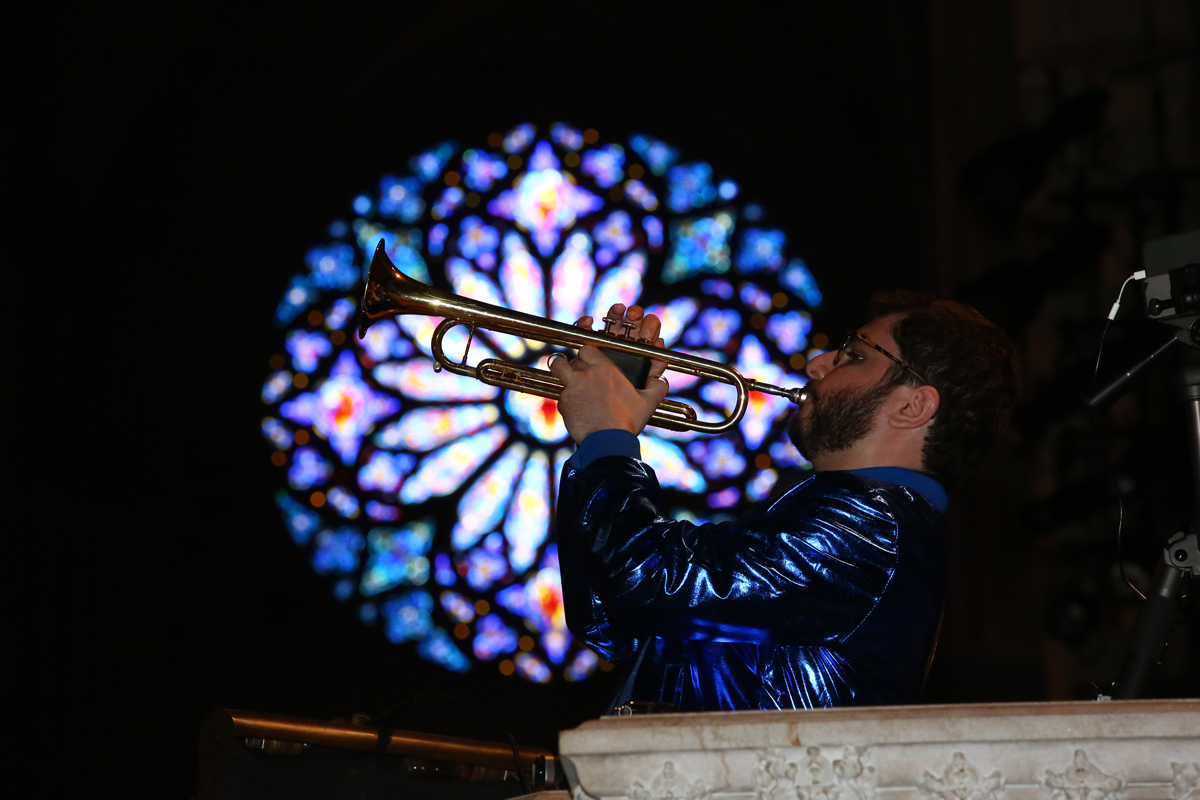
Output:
[358,241,807,434]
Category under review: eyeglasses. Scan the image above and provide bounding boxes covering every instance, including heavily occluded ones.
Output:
[833,330,927,385]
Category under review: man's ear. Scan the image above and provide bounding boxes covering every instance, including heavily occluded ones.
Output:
[890,385,939,429]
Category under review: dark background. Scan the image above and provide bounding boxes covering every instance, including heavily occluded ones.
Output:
[10,2,1199,796]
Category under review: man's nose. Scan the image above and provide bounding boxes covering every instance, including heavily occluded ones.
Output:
[805,350,835,380]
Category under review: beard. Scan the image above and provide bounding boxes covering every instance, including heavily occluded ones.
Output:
[787,380,895,460]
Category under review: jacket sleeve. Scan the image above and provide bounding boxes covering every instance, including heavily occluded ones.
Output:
[556,455,903,651]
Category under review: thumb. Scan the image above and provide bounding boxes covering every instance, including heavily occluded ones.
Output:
[639,375,670,409]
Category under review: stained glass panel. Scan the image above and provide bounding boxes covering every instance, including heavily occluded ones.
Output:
[264,122,827,682]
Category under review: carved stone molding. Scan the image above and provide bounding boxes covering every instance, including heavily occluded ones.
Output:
[628,760,711,800]
[920,752,1004,800]
[1174,763,1200,800]
[755,746,877,800]
[1044,750,1122,800]
[558,699,1200,800]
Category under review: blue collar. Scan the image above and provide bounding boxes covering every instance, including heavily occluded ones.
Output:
[848,467,948,513]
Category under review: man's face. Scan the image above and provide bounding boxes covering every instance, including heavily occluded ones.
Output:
[787,315,904,461]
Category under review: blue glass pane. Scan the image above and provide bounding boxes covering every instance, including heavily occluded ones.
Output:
[262,417,293,450]
[276,276,316,325]
[418,628,471,672]
[262,371,292,404]
[740,282,773,313]
[581,144,624,188]
[440,590,475,622]
[667,162,716,213]
[473,613,518,660]
[286,330,331,373]
[624,179,659,211]
[503,124,535,154]
[529,141,559,171]
[359,319,415,362]
[457,216,500,260]
[313,527,365,574]
[515,653,551,683]
[663,212,735,283]
[736,229,787,273]
[276,491,320,546]
[432,186,464,220]
[383,590,434,643]
[629,134,679,175]
[683,308,741,349]
[766,310,812,355]
[781,258,824,308]
[686,438,746,479]
[288,446,332,490]
[551,123,583,150]
[327,487,360,519]
[746,468,779,501]
[325,297,357,330]
[305,244,358,290]
[360,519,434,596]
[378,175,425,222]
[461,150,508,192]
[411,141,456,182]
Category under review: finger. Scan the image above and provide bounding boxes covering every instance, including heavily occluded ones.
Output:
[603,303,627,332]
[576,344,614,366]
[625,305,644,323]
[547,352,573,382]
[637,312,662,343]
[648,337,668,380]
[640,374,671,408]
[575,315,594,329]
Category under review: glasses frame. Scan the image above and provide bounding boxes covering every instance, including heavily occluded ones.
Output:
[833,330,928,385]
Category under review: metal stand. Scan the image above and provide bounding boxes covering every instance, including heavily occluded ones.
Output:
[1109,365,1200,698]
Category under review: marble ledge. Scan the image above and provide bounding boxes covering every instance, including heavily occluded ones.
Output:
[558,700,1200,800]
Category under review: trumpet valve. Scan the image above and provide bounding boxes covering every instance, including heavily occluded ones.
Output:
[620,321,636,338]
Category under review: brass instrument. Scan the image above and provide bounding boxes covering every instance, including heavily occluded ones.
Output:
[358,241,807,434]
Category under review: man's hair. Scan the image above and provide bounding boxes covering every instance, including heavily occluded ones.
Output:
[868,291,1020,489]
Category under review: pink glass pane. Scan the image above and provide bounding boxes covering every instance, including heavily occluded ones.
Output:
[498,234,546,319]
[587,250,646,320]
[447,257,526,359]
[373,360,500,402]
[504,450,550,573]
[399,424,508,504]
[549,232,596,323]
[505,393,568,444]
[374,404,500,452]
[451,443,528,551]
[643,298,699,347]
[640,435,706,492]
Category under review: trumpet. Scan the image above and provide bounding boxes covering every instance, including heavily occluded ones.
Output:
[358,240,807,434]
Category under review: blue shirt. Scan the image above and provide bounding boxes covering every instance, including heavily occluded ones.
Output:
[566,429,947,512]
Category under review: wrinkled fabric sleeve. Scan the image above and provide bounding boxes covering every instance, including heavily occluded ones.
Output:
[556,455,902,654]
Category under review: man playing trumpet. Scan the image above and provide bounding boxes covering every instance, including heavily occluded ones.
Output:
[549,292,1019,711]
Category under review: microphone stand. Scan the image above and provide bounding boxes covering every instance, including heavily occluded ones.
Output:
[1090,351,1200,698]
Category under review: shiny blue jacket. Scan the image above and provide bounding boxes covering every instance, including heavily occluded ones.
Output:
[557,456,949,712]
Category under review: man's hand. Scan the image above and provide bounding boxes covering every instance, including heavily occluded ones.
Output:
[548,303,670,444]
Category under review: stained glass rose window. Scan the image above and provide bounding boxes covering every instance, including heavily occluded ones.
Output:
[262,123,828,683]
